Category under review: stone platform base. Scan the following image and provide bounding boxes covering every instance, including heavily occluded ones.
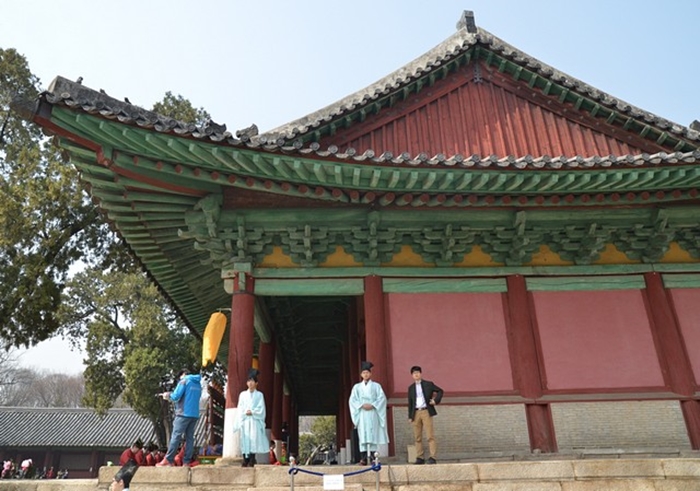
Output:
[2,456,700,491]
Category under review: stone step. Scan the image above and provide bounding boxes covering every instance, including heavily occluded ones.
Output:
[5,457,700,491]
[249,486,364,491]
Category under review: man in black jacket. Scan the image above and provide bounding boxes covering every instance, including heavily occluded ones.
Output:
[407,366,444,464]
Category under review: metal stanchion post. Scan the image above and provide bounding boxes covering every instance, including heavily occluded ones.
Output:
[373,452,380,491]
[289,456,296,491]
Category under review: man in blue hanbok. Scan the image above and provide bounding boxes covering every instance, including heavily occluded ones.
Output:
[349,361,389,465]
[234,368,268,467]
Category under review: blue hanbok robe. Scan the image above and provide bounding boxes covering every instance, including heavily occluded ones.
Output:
[234,389,268,455]
[349,379,389,452]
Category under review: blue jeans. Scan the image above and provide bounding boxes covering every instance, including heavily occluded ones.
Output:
[165,415,198,464]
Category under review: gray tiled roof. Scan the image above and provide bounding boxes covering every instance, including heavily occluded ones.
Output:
[0,407,205,449]
[25,75,700,171]
[262,13,700,144]
[22,11,697,167]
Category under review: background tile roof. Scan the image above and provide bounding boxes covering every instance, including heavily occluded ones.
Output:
[0,407,205,448]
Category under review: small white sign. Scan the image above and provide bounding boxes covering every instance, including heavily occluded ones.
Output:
[323,474,345,490]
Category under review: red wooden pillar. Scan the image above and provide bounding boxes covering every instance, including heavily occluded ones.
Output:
[339,336,352,447]
[363,275,389,389]
[282,391,291,459]
[223,271,255,459]
[644,272,695,395]
[349,302,360,383]
[282,392,291,430]
[343,307,357,444]
[363,275,392,456]
[681,400,700,450]
[337,372,347,449]
[258,339,276,429]
[505,275,557,453]
[644,272,700,448]
[271,369,284,440]
[290,403,299,459]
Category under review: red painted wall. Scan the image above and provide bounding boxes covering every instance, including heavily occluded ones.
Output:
[668,288,700,385]
[386,292,513,395]
[532,290,664,390]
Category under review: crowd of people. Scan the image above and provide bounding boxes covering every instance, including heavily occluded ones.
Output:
[155,362,400,468]
[6,361,439,482]
[1,458,69,479]
[118,439,201,467]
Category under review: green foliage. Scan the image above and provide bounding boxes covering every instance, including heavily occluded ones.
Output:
[59,268,199,445]
[0,48,117,348]
[298,433,315,464]
[1,48,208,445]
[298,416,336,464]
[151,91,210,126]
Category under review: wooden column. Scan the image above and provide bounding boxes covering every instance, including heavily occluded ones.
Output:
[345,306,358,444]
[505,275,557,453]
[525,404,557,453]
[643,272,695,395]
[349,302,360,382]
[363,275,392,457]
[271,369,284,440]
[258,339,276,429]
[681,400,700,450]
[282,392,291,430]
[363,275,389,389]
[290,403,299,458]
[644,272,700,448]
[340,336,352,447]
[222,271,255,459]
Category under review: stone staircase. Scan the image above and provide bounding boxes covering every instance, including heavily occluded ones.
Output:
[1,457,700,490]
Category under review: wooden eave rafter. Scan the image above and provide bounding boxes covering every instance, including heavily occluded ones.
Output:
[51,109,700,210]
[52,146,230,347]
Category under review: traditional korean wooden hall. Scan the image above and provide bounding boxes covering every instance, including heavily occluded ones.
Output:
[17,10,700,462]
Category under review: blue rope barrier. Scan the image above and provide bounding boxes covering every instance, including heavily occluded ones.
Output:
[288,462,381,477]
[343,462,381,476]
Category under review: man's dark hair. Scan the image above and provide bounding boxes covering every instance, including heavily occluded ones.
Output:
[177,368,190,378]
[114,460,137,487]
[410,366,422,373]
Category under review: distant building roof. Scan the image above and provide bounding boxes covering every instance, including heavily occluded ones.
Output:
[0,407,205,448]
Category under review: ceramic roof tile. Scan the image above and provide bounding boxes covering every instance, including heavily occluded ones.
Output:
[15,11,699,168]
[0,407,206,448]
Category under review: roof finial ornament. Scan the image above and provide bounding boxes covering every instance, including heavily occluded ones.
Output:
[690,120,700,132]
[236,123,259,140]
[456,10,477,33]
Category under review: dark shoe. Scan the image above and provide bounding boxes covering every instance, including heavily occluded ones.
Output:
[427,457,437,464]
[359,459,367,466]
[414,457,425,465]
[241,461,248,468]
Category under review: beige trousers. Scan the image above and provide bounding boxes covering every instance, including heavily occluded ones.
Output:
[412,409,436,459]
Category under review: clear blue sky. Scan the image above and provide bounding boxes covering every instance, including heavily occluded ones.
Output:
[3,0,699,372]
